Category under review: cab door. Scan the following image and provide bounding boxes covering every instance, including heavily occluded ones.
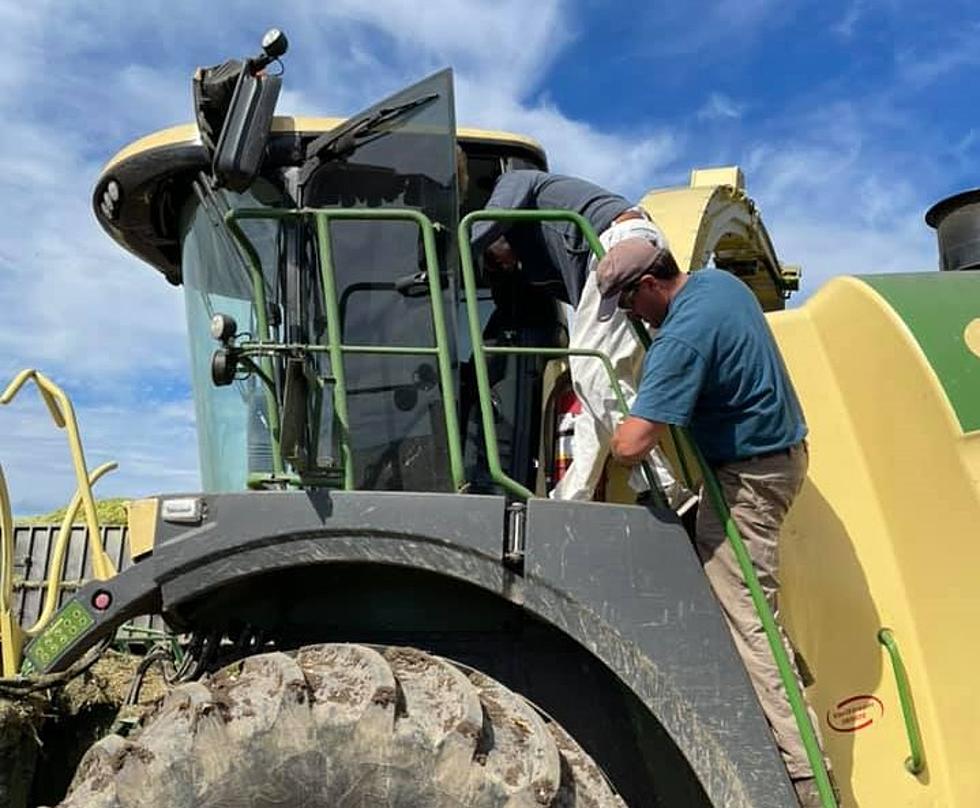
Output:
[300,69,461,492]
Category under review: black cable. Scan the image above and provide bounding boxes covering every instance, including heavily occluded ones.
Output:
[0,634,113,697]
[123,647,172,706]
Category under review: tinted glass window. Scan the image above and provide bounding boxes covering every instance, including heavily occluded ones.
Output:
[303,70,459,492]
[180,181,285,492]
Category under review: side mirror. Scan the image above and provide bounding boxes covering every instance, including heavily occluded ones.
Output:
[193,29,288,192]
[211,71,282,192]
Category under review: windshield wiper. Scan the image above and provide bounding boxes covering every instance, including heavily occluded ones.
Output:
[299,93,439,184]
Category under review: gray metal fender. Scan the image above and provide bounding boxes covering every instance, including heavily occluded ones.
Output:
[33,490,796,808]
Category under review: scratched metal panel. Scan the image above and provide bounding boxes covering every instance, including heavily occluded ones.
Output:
[524,497,798,808]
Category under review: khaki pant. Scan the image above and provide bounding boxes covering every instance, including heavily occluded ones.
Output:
[695,442,826,779]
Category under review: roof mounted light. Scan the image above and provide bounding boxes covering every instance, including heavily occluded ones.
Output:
[97,178,123,221]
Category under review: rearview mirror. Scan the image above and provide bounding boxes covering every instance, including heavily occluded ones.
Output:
[192,29,287,192]
[211,71,281,192]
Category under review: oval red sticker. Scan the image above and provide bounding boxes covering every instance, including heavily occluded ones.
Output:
[827,695,884,733]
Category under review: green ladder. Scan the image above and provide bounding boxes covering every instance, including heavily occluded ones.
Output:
[457,208,838,808]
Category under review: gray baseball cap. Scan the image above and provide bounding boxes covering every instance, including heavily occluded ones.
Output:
[596,238,667,322]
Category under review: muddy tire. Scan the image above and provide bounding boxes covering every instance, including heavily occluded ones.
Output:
[58,644,626,807]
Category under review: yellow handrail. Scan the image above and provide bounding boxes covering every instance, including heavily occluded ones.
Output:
[0,465,24,675]
[1,370,117,582]
[0,465,14,617]
[0,461,118,675]
[25,462,118,637]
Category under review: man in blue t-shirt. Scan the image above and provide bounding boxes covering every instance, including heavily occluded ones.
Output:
[596,238,833,807]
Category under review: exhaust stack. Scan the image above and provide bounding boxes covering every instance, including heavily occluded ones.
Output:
[925,188,980,272]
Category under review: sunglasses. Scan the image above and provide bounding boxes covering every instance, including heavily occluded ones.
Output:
[617,279,643,311]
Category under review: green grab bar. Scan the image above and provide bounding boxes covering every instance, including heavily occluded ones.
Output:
[480,345,666,504]
[313,214,356,489]
[630,321,836,807]
[224,207,466,493]
[232,343,440,356]
[878,628,925,775]
[312,208,465,492]
[458,208,666,503]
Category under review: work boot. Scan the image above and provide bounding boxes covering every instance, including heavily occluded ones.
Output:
[792,772,842,807]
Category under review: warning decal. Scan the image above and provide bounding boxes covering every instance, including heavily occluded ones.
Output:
[827,694,884,733]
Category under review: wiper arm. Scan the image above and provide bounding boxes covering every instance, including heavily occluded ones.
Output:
[299,93,439,184]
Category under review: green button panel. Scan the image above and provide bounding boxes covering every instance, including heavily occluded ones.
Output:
[23,600,96,673]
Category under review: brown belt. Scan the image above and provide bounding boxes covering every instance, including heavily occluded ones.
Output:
[745,441,806,463]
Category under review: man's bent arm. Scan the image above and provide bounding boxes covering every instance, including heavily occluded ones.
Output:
[611,417,665,465]
[470,172,537,252]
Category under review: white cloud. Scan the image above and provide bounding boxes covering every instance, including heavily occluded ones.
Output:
[0,122,189,384]
[318,0,571,94]
[895,21,980,87]
[831,1,864,39]
[455,80,680,195]
[0,0,968,515]
[697,93,745,122]
[771,214,935,302]
[0,393,200,518]
[740,105,938,299]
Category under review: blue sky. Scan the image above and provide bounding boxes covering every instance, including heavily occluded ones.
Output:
[0,0,976,515]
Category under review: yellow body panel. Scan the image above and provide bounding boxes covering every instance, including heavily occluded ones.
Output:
[771,277,980,807]
[640,167,789,312]
[126,498,159,561]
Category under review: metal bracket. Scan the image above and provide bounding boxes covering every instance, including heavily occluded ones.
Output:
[504,502,526,568]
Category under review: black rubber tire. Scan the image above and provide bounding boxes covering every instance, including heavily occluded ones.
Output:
[58,644,627,807]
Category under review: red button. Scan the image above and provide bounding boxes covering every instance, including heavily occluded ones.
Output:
[92,591,112,611]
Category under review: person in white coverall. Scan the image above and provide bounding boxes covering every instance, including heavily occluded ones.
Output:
[470,170,692,508]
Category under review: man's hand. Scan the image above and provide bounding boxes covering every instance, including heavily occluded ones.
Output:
[611,416,664,465]
[484,236,518,272]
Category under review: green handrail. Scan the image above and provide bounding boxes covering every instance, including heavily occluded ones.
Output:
[224,207,465,492]
[630,323,837,807]
[480,345,661,501]
[878,628,925,775]
[312,212,355,489]
[458,209,665,503]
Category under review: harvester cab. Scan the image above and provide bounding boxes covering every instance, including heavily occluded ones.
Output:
[181,37,553,500]
[4,26,979,808]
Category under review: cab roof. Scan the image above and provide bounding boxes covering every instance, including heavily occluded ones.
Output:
[94,118,547,285]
